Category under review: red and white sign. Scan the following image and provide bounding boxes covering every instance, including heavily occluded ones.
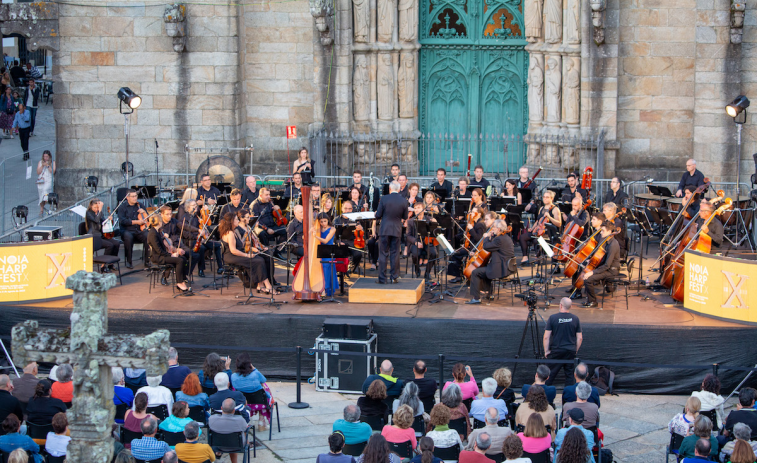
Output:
[286,126,297,139]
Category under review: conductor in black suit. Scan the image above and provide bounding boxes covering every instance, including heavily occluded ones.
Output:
[466,216,515,304]
[375,181,409,284]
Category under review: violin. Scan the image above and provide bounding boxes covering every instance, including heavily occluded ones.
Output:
[138,207,158,232]
[193,208,212,253]
[464,209,480,249]
[354,228,366,249]
[273,207,288,226]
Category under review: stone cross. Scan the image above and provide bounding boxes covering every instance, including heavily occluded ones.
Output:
[12,271,170,463]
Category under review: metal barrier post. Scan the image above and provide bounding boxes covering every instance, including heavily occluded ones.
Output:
[288,346,310,409]
[438,354,445,398]
[713,363,720,377]
[1,161,5,234]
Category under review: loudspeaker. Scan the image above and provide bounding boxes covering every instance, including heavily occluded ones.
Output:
[322,318,374,340]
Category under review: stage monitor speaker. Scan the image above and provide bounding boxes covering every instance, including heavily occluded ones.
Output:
[322,318,374,341]
[314,333,377,394]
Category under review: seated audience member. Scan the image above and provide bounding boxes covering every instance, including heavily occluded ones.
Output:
[556,427,591,463]
[208,398,249,463]
[669,396,701,438]
[381,404,417,449]
[357,380,389,423]
[440,383,471,439]
[230,352,275,425]
[162,450,178,463]
[409,436,443,463]
[124,393,156,438]
[443,363,479,402]
[469,377,508,423]
[136,375,174,411]
[514,385,556,436]
[12,363,40,408]
[502,434,531,463]
[355,434,401,463]
[561,363,601,407]
[114,449,136,463]
[198,353,233,391]
[425,403,463,451]
[679,415,718,460]
[333,404,372,445]
[492,367,516,406]
[720,423,757,463]
[124,368,148,390]
[0,415,42,463]
[113,367,135,408]
[723,388,757,441]
[691,373,725,430]
[8,448,32,463]
[317,431,355,463]
[361,360,405,398]
[50,364,74,404]
[724,439,757,463]
[208,372,249,421]
[160,348,192,390]
[466,408,512,455]
[682,438,712,463]
[25,380,67,427]
[555,409,595,463]
[562,382,600,429]
[44,412,70,457]
[522,365,557,405]
[409,360,438,410]
[131,417,170,461]
[175,421,216,463]
[0,375,23,424]
[393,381,424,417]
[459,432,492,463]
[517,413,552,453]
[175,373,210,410]
[160,401,201,437]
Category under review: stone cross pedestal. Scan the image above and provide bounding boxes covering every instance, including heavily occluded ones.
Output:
[12,271,170,463]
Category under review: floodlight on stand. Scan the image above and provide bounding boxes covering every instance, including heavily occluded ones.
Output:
[84,175,98,193]
[12,205,28,227]
[117,87,141,114]
[47,193,58,213]
[726,95,750,123]
[726,94,750,245]
[121,162,134,181]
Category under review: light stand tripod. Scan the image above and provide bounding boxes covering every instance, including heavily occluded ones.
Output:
[511,289,544,378]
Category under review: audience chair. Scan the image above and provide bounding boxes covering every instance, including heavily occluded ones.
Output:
[160,430,186,447]
[168,386,182,397]
[26,421,54,441]
[343,441,368,457]
[601,257,635,310]
[146,404,170,422]
[120,427,143,446]
[242,389,280,440]
[188,405,209,427]
[433,443,461,461]
[390,440,414,459]
[147,265,175,294]
[485,454,505,463]
[208,428,253,461]
[359,414,385,432]
[472,418,509,429]
[665,432,685,463]
[509,403,519,430]
[134,459,162,463]
[462,398,474,412]
[46,454,66,463]
[412,415,426,437]
[522,449,550,463]
[449,417,469,440]
[700,409,719,433]
[420,396,436,416]
[201,385,217,396]
[179,460,212,463]
[114,403,129,423]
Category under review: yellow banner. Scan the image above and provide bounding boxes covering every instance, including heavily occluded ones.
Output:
[0,236,93,303]
[684,250,757,324]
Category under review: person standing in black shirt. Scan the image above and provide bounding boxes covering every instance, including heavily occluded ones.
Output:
[429,168,453,198]
[197,174,222,205]
[375,181,409,284]
[241,176,259,206]
[117,189,150,269]
[543,297,583,386]
[561,173,588,203]
[470,165,491,193]
[676,159,706,197]
[251,188,287,257]
[605,177,629,208]
[581,220,621,308]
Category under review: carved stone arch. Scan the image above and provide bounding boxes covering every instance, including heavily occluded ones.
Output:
[0,2,60,52]
[481,3,523,39]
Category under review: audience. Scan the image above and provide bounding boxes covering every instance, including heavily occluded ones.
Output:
[361,360,405,398]
[669,396,701,438]
[208,398,249,463]
[562,382,599,429]
[514,385,556,436]
[44,412,70,458]
[175,421,216,463]
[317,431,355,463]
[393,381,424,417]
[459,432,491,463]
[114,449,136,463]
[381,404,417,449]
[682,437,712,463]
[131,417,170,461]
[409,436,442,463]
[231,352,275,426]
[561,363,601,407]
[521,365,557,405]
[356,434,401,463]
[357,380,389,423]
[333,404,372,445]
[159,401,201,436]
[426,404,463,451]
[466,408,511,455]
[113,367,135,408]
[175,373,210,410]
[723,387,757,441]
[124,368,148,390]
[502,434,530,463]
[0,415,42,463]
[162,450,179,463]
[198,353,232,391]
[208,372,249,421]
[136,375,174,411]
[0,375,23,424]
[8,448,30,463]
[12,363,39,408]
[409,360,438,411]
[443,363,479,402]
[726,439,757,463]
[160,348,193,390]
[124,392,156,436]
[556,427,590,463]
[25,380,67,427]
[679,415,718,459]
[517,413,552,453]
[469,377,508,423]
[440,383,471,439]
[720,423,757,463]
[50,364,74,404]
[492,367,515,406]
[555,409,595,463]
[691,374,725,430]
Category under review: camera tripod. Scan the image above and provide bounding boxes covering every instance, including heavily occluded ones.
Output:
[512,297,545,378]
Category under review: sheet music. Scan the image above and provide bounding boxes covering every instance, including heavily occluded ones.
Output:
[344,212,376,220]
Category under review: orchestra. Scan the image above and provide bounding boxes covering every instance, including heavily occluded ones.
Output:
[406,201,439,279]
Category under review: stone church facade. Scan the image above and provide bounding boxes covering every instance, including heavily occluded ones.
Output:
[3,0,755,198]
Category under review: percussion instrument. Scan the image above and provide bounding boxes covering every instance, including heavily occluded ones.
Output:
[634,193,666,207]
[665,197,684,213]
[720,195,753,226]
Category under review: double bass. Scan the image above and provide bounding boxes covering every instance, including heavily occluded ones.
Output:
[292,186,325,301]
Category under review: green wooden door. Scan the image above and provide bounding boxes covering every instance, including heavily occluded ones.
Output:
[419,0,527,174]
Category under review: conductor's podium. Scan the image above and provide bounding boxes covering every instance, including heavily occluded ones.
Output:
[349,278,424,304]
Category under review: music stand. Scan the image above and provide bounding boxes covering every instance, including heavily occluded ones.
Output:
[547,187,563,198]
[490,197,512,211]
[454,198,471,219]
[519,188,533,204]
[648,185,673,197]
[430,188,449,203]
[316,244,351,303]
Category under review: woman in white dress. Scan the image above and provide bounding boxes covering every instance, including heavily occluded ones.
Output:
[36,150,55,215]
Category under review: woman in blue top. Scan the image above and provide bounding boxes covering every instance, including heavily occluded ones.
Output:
[11,102,30,160]
[197,352,232,391]
[313,212,338,296]
[232,352,275,425]
[175,372,210,410]
[159,401,201,442]
[0,415,43,463]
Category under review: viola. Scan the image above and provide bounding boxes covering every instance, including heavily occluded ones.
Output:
[273,207,288,226]
[424,236,439,247]
[138,207,158,232]
[193,210,212,253]
[354,229,366,249]
[103,207,115,239]
[464,209,480,248]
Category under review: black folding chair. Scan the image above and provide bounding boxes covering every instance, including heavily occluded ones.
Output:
[486,453,505,463]
[134,459,162,463]
[421,395,436,415]
[188,405,209,427]
[114,403,129,423]
[26,421,54,440]
[522,449,550,463]
[201,385,217,396]
[462,398,474,412]
[360,414,385,432]
[161,430,185,446]
[242,389,280,440]
[390,440,414,459]
[147,404,169,421]
[208,428,253,461]
[343,441,368,457]
[412,415,426,437]
[120,427,143,446]
[665,432,685,463]
[449,417,469,440]
[433,443,461,461]
[700,409,719,433]
[46,455,66,463]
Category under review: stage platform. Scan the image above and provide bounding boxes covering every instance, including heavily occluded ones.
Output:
[1,262,755,395]
[349,277,424,304]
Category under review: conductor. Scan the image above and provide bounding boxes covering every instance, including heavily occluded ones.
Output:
[375,181,409,284]
[466,218,515,304]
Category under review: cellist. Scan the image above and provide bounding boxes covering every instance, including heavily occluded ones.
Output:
[568,212,605,300]
[696,200,724,253]
[518,190,562,265]
[602,202,626,257]
[580,220,621,308]
[562,197,589,235]
[449,206,487,283]
[406,201,438,279]
[465,217,514,305]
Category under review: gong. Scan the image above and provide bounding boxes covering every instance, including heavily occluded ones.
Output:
[195,155,244,191]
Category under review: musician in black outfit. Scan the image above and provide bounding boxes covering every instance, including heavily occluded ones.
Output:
[561,173,589,203]
[455,177,472,200]
[466,217,515,304]
[602,202,626,256]
[351,170,368,197]
[682,186,700,221]
[117,189,150,269]
[197,174,222,205]
[406,202,438,279]
[146,215,190,293]
[176,199,224,278]
[449,206,487,283]
[375,181,409,284]
[334,201,364,273]
[470,165,490,192]
[238,209,279,287]
[287,204,304,259]
[568,212,605,300]
[85,199,121,261]
[675,159,706,197]
[429,168,453,198]
[387,164,400,183]
[697,200,724,253]
[251,187,287,258]
[519,190,562,264]
[605,177,629,207]
[582,220,621,308]
[517,166,538,193]
[241,175,259,205]
[219,189,244,218]
[562,197,589,238]
[285,173,303,199]
[398,175,410,200]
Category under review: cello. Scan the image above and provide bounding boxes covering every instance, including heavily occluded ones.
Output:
[462,222,512,280]
[554,199,592,262]
[573,228,619,290]
[563,208,625,278]
[292,186,325,301]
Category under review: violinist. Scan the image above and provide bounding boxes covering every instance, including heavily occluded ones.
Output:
[696,200,724,253]
[320,193,335,221]
[568,212,605,300]
[351,170,368,198]
[407,183,422,208]
[517,166,537,193]
[348,186,366,212]
[562,197,589,236]
[334,201,364,273]
[85,199,121,263]
[287,204,305,259]
[285,173,303,199]
[158,205,187,261]
[178,199,224,278]
[561,173,588,203]
[423,191,441,215]
[117,189,150,269]
[197,174,221,205]
[219,188,244,218]
[219,212,276,294]
[406,201,438,279]
[146,215,191,293]
[602,202,626,256]
[471,188,487,212]
[518,190,561,264]
[449,206,487,283]
[180,187,198,205]
[251,187,287,257]
[470,165,491,192]
[238,209,280,287]
[581,220,621,308]
[465,217,514,305]
[500,179,522,205]
[241,175,259,205]
[455,177,471,200]
[605,177,628,208]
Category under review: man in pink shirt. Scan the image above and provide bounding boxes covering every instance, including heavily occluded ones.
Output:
[459,433,493,463]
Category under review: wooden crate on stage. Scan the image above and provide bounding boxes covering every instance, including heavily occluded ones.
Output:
[348,278,424,304]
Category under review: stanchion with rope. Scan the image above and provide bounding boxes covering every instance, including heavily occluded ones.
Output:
[288,345,310,409]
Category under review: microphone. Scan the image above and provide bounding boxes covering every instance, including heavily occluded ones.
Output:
[155,139,159,149]
[646,177,654,183]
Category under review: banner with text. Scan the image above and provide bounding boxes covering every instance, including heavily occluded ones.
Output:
[684,250,757,324]
[0,236,93,303]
